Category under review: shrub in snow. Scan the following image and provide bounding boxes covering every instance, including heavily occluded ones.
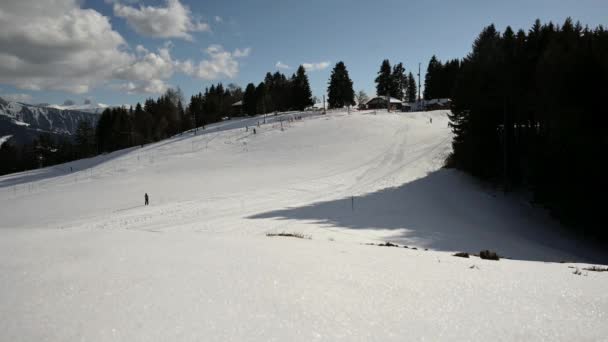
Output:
[479,250,500,261]
[453,252,470,258]
[266,232,310,239]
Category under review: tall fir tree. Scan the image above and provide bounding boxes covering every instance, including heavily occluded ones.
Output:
[292,65,314,110]
[254,82,268,114]
[75,119,95,157]
[406,72,417,103]
[327,61,355,108]
[375,59,392,97]
[423,55,442,100]
[243,83,257,115]
[391,62,407,100]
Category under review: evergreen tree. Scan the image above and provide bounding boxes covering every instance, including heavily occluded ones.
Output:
[447,19,608,239]
[95,108,113,153]
[271,72,289,111]
[327,61,355,108]
[406,72,417,103]
[254,82,268,114]
[178,99,191,132]
[375,59,392,96]
[424,55,442,100]
[292,65,314,110]
[187,93,205,128]
[75,119,96,157]
[0,141,18,175]
[263,72,276,112]
[243,83,257,115]
[391,62,407,99]
[133,102,151,143]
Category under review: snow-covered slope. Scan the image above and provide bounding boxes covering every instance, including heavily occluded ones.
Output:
[0,110,606,341]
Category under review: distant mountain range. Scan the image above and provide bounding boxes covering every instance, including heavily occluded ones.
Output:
[0,97,107,146]
[46,102,110,115]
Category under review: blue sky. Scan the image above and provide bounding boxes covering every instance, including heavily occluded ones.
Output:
[0,0,606,106]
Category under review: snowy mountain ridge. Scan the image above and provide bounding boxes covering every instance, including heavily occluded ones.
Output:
[46,102,110,114]
[0,97,101,137]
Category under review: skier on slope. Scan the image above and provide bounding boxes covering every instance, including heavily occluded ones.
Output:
[145,193,149,206]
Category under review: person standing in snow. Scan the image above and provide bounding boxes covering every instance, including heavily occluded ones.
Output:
[145,193,149,206]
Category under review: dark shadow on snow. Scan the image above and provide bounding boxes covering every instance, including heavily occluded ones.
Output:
[0,146,139,189]
[249,169,608,264]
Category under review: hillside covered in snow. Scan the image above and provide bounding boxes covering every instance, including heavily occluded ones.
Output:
[0,109,606,341]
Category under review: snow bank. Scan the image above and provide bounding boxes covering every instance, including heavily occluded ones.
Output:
[0,135,12,147]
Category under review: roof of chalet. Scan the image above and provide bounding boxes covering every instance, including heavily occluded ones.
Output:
[365,96,403,105]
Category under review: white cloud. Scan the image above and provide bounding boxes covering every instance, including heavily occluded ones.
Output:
[0,93,33,103]
[104,0,139,3]
[182,45,249,80]
[233,48,251,58]
[114,44,250,93]
[0,1,250,95]
[275,61,290,70]
[0,0,132,94]
[115,79,169,95]
[303,61,331,71]
[113,48,175,83]
[135,45,149,55]
[113,0,210,40]
[215,16,223,23]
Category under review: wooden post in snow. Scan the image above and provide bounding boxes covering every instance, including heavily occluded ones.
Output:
[323,95,326,114]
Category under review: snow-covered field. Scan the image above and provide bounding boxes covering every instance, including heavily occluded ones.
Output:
[1,110,606,341]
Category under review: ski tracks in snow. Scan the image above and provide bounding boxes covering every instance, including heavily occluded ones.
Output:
[58,111,453,241]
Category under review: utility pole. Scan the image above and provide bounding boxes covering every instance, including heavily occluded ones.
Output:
[417,63,421,102]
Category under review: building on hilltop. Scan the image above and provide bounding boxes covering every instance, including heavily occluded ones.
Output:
[365,96,404,111]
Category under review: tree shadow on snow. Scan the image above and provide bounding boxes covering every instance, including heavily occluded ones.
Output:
[249,169,607,264]
[0,146,138,189]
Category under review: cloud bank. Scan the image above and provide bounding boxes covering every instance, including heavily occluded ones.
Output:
[0,0,249,95]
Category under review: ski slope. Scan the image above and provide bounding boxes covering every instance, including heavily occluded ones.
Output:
[0,110,606,341]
